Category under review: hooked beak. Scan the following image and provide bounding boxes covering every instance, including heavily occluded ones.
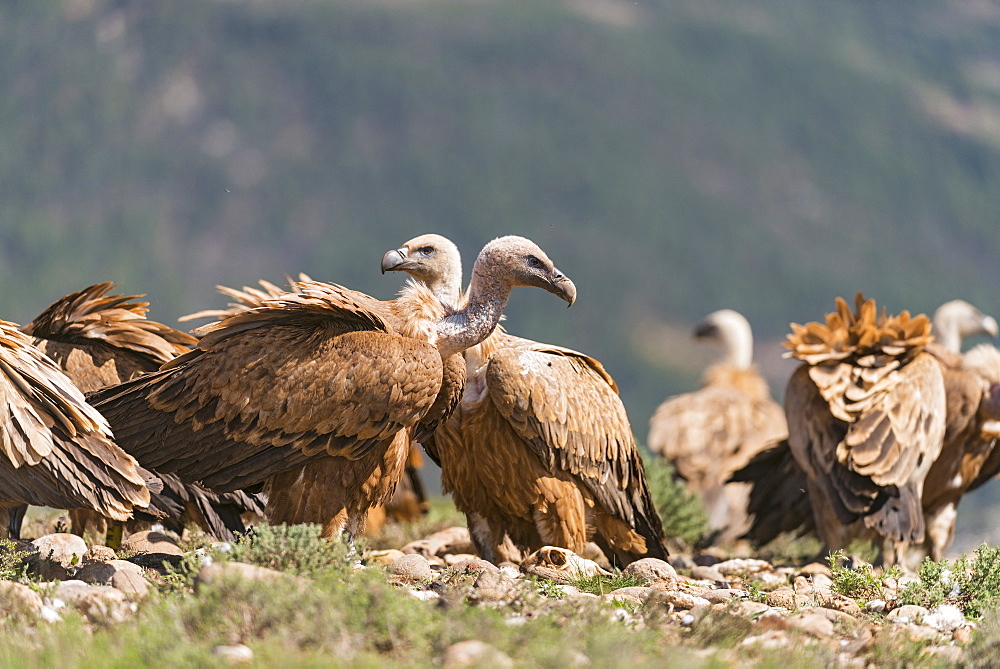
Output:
[548,270,576,307]
[381,248,409,274]
[693,321,720,340]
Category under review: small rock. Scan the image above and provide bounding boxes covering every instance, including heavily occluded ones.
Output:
[649,589,710,610]
[923,645,963,663]
[752,571,789,588]
[83,546,117,563]
[741,630,792,649]
[809,573,834,591]
[765,587,811,610]
[700,588,748,604]
[76,560,149,597]
[363,549,403,567]
[0,581,43,617]
[865,599,887,613]
[799,562,832,577]
[32,533,88,568]
[441,640,514,668]
[444,553,479,566]
[120,531,183,557]
[195,561,293,587]
[499,564,521,580]
[690,565,727,584]
[888,604,929,625]
[787,611,836,638]
[402,527,475,559]
[449,559,501,577]
[54,581,135,624]
[811,590,862,615]
[905,624,942,642]
[470,570,516,602]
[953,626,974,644]
[605,586,651,607]
[520,546,610,583]
[557,585,581,596]
[622,558,677,587]
[923,604,966,632]
[734,601,771,618]
[213,644,254,664]
[694,547,727,565]
[389,554,434,583]
[756,610,790,631]
[408,590,441,602]
[713,558,772,576]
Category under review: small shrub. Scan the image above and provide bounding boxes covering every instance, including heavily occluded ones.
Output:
[568,571,646,596]
[827,550,897,603]
[642,455,711,549]
[0,538,32,581]
[224,524,355,578]
[900,545,1000,619]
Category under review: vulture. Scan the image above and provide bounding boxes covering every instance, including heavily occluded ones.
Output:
[646,309,787,544]
[0,316,153,529]
[11,283,265,542]
[380,233,667,566]
[783,293,946,565]
[735,299,1000,561]
[89,236,576,540]
[179,277,428,532]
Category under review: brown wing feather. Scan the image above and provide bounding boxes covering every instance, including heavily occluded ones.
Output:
[483,335,666,558]
[787,352,946,543]
[0,322,150,518]
[23,283,195,366]
[89,283,442,491]
[729,439,815,546]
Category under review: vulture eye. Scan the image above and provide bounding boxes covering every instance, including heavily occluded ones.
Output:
[527,256,542,268]
[419,246,434,256]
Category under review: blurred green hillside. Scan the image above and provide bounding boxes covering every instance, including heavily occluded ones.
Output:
[4,1,1000,480]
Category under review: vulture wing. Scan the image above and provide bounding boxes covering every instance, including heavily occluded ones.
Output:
[483,335,665,557]
[89,281,443,492]
[786,352,945,543]
[0,322,150,519]
[648,381,787,490]
[730,439,815,546]
[24,283,196,392]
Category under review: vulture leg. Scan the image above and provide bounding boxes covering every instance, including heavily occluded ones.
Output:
[925,501,959,562]
[467,512,524,564]
[7,505,26,540]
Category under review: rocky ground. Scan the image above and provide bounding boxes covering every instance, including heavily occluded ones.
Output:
[2,522,987,667]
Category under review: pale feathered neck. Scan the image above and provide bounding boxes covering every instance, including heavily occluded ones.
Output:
[435,264,511,358]
[703,364,771,400]
[711,312,754,369]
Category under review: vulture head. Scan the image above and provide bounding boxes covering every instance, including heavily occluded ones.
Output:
[933,300,999,354]
[472,236,576,307]
[381,234,463,303]
[693,308,754,369]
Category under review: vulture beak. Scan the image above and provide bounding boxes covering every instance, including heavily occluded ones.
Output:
[548,270,576,307]
[693,321,720,340]
[984,315,999,339]
[381,248,409,274]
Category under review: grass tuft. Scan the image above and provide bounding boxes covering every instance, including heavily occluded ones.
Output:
[642,455,711,550]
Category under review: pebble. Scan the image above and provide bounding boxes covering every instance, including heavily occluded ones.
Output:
[120,530,183,557]
[689,565,727,584]
[887,604,929,625]
[622,558,677,587]
[388,554,434,583]
[213,644,254,664]
[0,581,43,616]
[713,558,772,576]
[75,560,150,597]
[441,640,514,668]
[195,561,293,588]
[32,534,88,568]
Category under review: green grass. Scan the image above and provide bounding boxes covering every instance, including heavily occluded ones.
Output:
[643,456,712,550]
[567,571,647,596]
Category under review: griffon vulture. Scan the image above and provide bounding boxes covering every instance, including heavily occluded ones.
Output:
[380,233,667,566]
[784,293,946,565]
[0,317,153,529]
[646,309,787,544]
[9,283,265,541]
[735,299,1000,559]
[90,236,576,539]
[179,277,429,532]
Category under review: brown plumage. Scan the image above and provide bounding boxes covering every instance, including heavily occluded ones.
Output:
[90,236,576,539]
[19,283,264,541]
[0,318,152,526]
[181,276,431,531]
[647,309,787,544]
[381,234,666,566]
[784,293,946,564]
[736,300,1000,558]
